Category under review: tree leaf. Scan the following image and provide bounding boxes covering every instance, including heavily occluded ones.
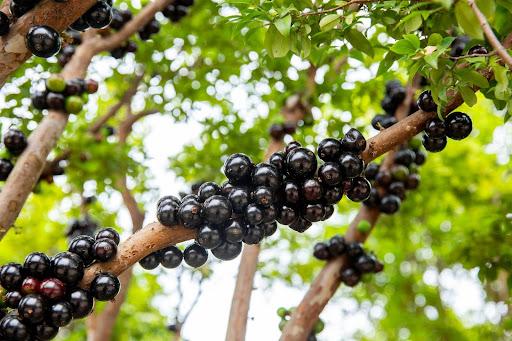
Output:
[390,39,417,55]
[403,13,423,33]
[476,0,496,19]
[459,85,477,106]
[274,14,291,37]
[346,29,374,57]
[264,24,290,58]
[377,51,396,76]
[455,1,484,39]
[319,14,341,32]
[457,69,490,88]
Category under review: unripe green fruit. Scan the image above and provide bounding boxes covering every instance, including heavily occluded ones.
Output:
[357,220,371,233]
[391,165,409,181]
[46,75,66,93]
[65,96,84,114]
[277,307,288,318]
[409,136,422,149]
[314,319,325,333]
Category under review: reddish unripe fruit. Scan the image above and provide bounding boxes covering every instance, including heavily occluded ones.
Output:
[39,278,66,301]
[86,79,99,94]
[21,277,40,295]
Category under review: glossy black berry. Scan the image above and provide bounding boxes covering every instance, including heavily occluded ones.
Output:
[157,199,180,227]
[3,129,27,156]
[31,90,48,110]
[450,35,469,57]
[0,316,29,340]
[10,2,32,18]
[444,112,472,140]
[223,153,253,185]
[340,268,361,287]
[178,199,203,228]
[202,195,232,226]
[414,150,426,165]
[5,291,22,308]
[242,225,265,245]
[0,12,9,36]
[285,141,301,155]
[252,163,282,191]
[269,151,286,172]
[22,252,50,279]
[277,206,297,225]
[405,173,421,190]
[84,1,113,29]
[245,203,263,225]
[212,241,242,261]
[0,263,23,290]
[355,254,376,273]
[364,163,379,180]
[139,252,161,270]
[269,123,285,140]
[261,221,278,237]
[224,220,244,243]
[341,128,366,153]
[197,182,221,202]
[379,194,401,214]
[328,235,346,256]
[69,289,94,318]
[286,148,317,180]
[109,8,125,30]
[252,187,273,208]
[48,301,73,327]
[318,162,342,186]
[394,149,415,167]
[196,225,223,249]
[302,178,323,203]
[467,45,488,55]
[417,90,437,112]
[51,252,84,286]
[26,25,61,58]
[228,188,250,214]
[323,185,343,205]
[221,181,235,196]
[317,138,342,162]
[375,170,392,187]
[261,205,278,223]
[34,323,59,340]
[289,216,312,233]
[313,242,331,260]
[339,153,364,178]
[346,177,371,202]
[68,235,95,265]
[424,118,446,138]
[363,188,380,208]
[422,134,447,152]
[92,238,117,262]
[389,181,406,200]
[90,273,120,301]
[0,158,13,181]
[283,181,300,205]
[303,204,325,222]
[46,92,66,111]
[160,246,183,269]
[18,294,45,323]
[183,244,208,268]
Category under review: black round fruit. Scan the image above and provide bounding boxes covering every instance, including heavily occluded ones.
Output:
[252,163,282,191]
[183,244,208,268]
[269,151,286,172]
[252,186,273,208]
[90,272,120,301]
[5,291,22,308]
[223,153,253,185]
[139,252,161,270]
[245,203,264,225]
[379,194,401,214]
[444,112,472,140]
[224,220,244,243]
[422,134,447,153]
[178,199,203,228]
[68,235,95,265]
[277,206,297,225]
[424,118,446,138]
[242,225,265,245]
[46,92,66,111]
[95,227,120,245]
[289,216,312,233]
[317,138,342,162]
[26,25,61,58]
[202,195,232,226]
[346,177,371,202]
[51,252,84,286]
[303,204,325,222]
[261,221,278,237]
[318,162,342,186]
[160,246,183,269]
[286,148,317,180]
[328,235,346,256]
[283,181,301,205]
[323,185,343,205]
[0,158,13,181]
[31,90,49,110]
[417,90,437,112]
[211,241,242,261]
[34,323,59,340]
[197,182,221,202]
[228,188,250,214]
[196,225,223,249]
[0,316,29,341]
[341,128,366,153]
[92,238,117,262]
[339,153,364,178]
[157,199,180,227]
[48,301,73,327]
[313,242,331,260]
[0,263,23,290]
[23,252,50,279]
[18,294,45,323]
[84,1,113,29]
[3,129,27,156]
[0,12,10,36]
[69,289,94,318]
[340,268,361,287]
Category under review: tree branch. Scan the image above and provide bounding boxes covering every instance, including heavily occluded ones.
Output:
[0,0,172,240]
[467,0,512,69]
[117,109,160,142]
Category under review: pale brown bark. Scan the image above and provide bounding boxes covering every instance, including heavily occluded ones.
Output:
[0,0,173,240]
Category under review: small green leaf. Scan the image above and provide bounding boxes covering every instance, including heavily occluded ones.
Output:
[274,14,292,37]
[390,39,418,55]
[460,85,477,106]
[428,33,443,46]
[319,14,341,32]
[458,69,490,88]
[455,1,484,39]
[346,29,374,57]
[404,34,421,50]
[476,0,495,19]
[403,13,423,33]
[264,24,291,58]
[377,51,396,76]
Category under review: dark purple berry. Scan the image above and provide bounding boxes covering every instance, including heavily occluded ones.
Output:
[197,182,221,202]
[0,315,29,340]
[444,112,472,140]
[202,195,232,226]
[48,301,73,327]
[196,225,223,249]
[261,221,278,237]
[242,225,265,245]
[417,90,437,112]
[0,12,10,36]
[228,188,250,214]
[364,163,379,180]
[252,163,282,191]
[302,178,323,203]
[183,244,208,268]
[18,294,45,323]
[323,185,343,205]
[69,289,94,318]
[252,186,273,208]
[34,323,59,340]
[224,154,253,185]
[84,1,113,29]
[317,138,342,162]
[23,252,50,279]
[346,177,371,202]
[379,194,401,214]
[90,272,120,301]
[285,141,301,155]
[5,291,22,308]
[269,151,286,172]
[289,216,312,233]
[318,162,342,186]
[178,199,203,228]
[39,278,66,301]
[139,252,161,270]
[212,241,242,261]
[160,246,183,269]
[269,123,285,140]
[224,220,244,243]
[422,134,447,152]
[328,235,346,256]
[313,242,331,260]
[26,25,61,58]
[405,173,420,190]
[92,238,117,262]
[0,263,23,290]
[339,152,364,178]
[341,128,366,153]
[68,235,95,265]
[340,268,361,287]
[394,149,415,167]
[277,206,297,225]
[51,252,84,286]
[424,118,446,138]
[303,204,325,222]
[3,129,27,156]
[46,92,66,111]
[245,204,263,225]
[70,16,90,31]
[286,148,317,180]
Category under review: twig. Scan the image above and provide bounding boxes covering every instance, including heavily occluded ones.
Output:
[467,0,512,69]
[300,0,375,17]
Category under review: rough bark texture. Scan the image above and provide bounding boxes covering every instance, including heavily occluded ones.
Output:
[0,0,97,86]
[0,0,172,240]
